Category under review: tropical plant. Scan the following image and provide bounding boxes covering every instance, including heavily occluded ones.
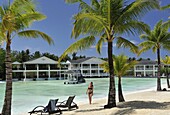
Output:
[138,20,170,91]
[161,56,170,88]
[0,0,53,114]
[100,54,138,102]
[61,0,159,108]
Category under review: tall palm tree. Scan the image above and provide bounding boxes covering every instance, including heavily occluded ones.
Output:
[61,0,159,108]
[161,56,170,88]
[0,0,53,114]
[100,54,138,102]
[138,20,170,91]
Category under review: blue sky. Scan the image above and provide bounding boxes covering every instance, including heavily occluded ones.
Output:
[1,0,170,60]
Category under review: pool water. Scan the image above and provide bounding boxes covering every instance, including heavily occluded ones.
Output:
[0,77,166,115]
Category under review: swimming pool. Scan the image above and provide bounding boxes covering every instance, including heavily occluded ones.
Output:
[0,77,166,115]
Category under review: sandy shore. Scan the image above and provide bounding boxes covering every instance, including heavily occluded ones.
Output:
[62,88,170,115]
[20,86,170,115]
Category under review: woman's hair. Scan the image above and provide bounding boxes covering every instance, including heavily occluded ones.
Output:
[90,82,93,86]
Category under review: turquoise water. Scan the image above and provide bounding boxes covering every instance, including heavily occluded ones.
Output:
[0,78,167,115]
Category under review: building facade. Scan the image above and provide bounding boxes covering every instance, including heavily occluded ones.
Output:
[12,57,169,80]
[134,59,158,77]
[12,56,108,80]
[66,57,108,77]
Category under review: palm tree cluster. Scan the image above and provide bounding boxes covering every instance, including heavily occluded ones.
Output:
[62,0,160,108]
[138,20,170,91]
[100,54,138,102]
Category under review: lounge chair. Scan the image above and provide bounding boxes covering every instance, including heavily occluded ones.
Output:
[28,99,62,115]
[57,95,79,111]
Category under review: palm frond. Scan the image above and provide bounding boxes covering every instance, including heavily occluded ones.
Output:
[65,0,80,4]
[96,37,106,54]
[91,0,100,10]
[162,41,170,50]
[18,30,54,45]
[115,21,150,36]
[72,13,108,38]
[113,54,138,76]
[138,41,155,56]
[161,20,170,31]
[117,0,159,22]
[117,37,139,54]
[140,34,151,40]
[58,36,95,63]
[78,0,96,13]
[0,6,5,19]
[18,12,46,28]
[121,60,138,76]
[100,62,109,73]
[161,56,170,64]
[11,0,36,14]
[161,4,170,10]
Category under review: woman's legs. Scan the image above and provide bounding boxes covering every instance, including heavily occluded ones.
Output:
[88,93,92,104]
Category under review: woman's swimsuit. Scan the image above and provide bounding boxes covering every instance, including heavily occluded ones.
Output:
[88,87,93,94]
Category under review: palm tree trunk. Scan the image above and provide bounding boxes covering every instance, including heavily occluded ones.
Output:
[118,76,125,102]
[166,71,170,88]
[2,38,12,115]
[104,41,116,108]
[157,48,161,91]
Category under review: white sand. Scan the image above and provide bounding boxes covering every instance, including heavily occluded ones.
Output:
[62,88,170,115]
[21,85,170,115]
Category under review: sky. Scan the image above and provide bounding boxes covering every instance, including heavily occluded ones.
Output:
[0,0,170,60]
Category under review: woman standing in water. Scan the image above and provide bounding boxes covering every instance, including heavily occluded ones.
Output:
[86,82,93,104]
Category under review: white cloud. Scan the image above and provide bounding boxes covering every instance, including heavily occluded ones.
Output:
[130,40,138,45]
[90,43,117,49]
[90,45,96,48]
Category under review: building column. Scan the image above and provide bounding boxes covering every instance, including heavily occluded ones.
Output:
[24,64,27,80]
[81,64,83,76]
[90,64,92,77]
[59,67,61,80]
[37,64,39,78]
[98,64,100,77]
[48,64,50,78]
[134,66,136,77]
[143,65,146,77]
[153,65,155,76]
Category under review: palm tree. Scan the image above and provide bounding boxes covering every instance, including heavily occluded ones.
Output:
[61,0,159,108]
[161,56,170,88]
[138,20,170,91]
[0,0,53,114]
[100,54,138,102]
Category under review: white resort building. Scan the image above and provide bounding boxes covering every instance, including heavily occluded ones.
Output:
[66,57,108,77]
[12,56,108,80]
[134,59,170,77]
[12,56,168,80]
[134,59,158,77]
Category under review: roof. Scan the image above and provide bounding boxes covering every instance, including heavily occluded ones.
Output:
[69,57,92,63]
[68,57,106,64]
[23,56,57,64]
[137,59,157,65]
[12,61,21,65]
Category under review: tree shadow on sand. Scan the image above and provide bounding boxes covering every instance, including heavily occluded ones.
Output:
[75,107,104,113]
[114,101,170,115]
